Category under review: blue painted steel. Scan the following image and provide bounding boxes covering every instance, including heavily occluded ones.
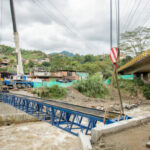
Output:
[0,93,131,136]
[4,80,33,88]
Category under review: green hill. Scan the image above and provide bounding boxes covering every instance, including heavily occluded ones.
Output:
[50,51,75,57]
[0,44,113,78]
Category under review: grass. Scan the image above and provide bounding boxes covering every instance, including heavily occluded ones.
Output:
[74,73,109,98]
[33,85,67,99]
[113,78,150,100]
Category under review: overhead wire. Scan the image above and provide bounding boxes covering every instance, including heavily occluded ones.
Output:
[121,0,135,32]
[115,0,118,46]
[129,0,150,29]
[120,0,132,32]
[0,0,3,44]
[32,0,93,54]
[124,0,142,32]
[120,0,150,35]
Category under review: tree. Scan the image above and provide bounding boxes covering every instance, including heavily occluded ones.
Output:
[42,62,50,67]
[120,27,150,56]
[28,60,34,68]
[84,55,95,63]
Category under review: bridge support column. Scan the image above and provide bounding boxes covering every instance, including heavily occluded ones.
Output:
[142,73,149,83]
[134,73,141,80]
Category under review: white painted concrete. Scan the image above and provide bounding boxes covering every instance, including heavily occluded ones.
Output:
[91,114,150,144]
[79,132,92,150]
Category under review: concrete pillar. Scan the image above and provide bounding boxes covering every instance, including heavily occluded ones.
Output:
[133,73,141,80]
[143,73,149,83]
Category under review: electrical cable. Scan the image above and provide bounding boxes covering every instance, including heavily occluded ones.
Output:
[0,0,3,44]
[121,0,136,32]
[115,0,118,45]
[32,0,93,54]
[129,0,150,30]
[124,0,142,32]
[120,0,132,32]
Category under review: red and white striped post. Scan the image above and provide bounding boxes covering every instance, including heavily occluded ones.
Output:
[110,47,119,67]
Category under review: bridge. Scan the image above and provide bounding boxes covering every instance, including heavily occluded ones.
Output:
[0,92,130,136]
[118,50,150,81]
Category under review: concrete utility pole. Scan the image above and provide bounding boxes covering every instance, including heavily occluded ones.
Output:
[10,0,24,75]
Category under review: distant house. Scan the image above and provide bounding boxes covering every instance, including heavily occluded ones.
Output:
[30,68,88,81]
[0,57,9,67]
[33,59,39,63]
[75,72,89,80]
[120,53,127,60]
[39,58,50,64]
[2,57,9,64]
[23,59,29,64]
[50,70,79,80]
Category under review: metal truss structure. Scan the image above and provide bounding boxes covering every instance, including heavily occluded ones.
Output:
[0,93,131,136]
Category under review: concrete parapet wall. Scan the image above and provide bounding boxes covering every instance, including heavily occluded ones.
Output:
[0,113,37,125]
[0,102,38,125]
[78,132,92,150]
[91,114,150,144]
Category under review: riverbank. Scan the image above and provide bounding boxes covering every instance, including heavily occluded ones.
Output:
[0,102,37,126]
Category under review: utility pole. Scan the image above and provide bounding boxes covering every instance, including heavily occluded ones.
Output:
[116,0,124,115]
[110,0,124,115]
[10,0,24,75]
[110,0,112,49]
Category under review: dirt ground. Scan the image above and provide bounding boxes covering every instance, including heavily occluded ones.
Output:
[93,122,150,150]
[11,87,150,112]
[9,88,150,150]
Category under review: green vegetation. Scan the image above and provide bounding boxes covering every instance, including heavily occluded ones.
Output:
[33,85,67,99]
[120,26,150,56]
[0,44,113,78]
[74,74,109,98]
[116,79,138,96]
[142,84,150,100]
[113,78,150,100]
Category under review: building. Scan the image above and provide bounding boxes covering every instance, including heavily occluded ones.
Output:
[0,57,9,67]
[120,53,127,60]
[39,58,50,64]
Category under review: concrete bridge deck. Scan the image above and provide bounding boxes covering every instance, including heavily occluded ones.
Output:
[118,50,150,75]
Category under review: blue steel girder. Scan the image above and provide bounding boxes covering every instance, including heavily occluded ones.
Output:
[0,93,131,136]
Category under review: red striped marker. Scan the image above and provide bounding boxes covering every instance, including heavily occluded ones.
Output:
[110,47,119,68]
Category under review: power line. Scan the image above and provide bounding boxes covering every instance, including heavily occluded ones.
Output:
[32,0,93,53]
[32,0,76,37]
[129,0,150,29]
[124,0,142,32]
[120,0,132,32]
[0,0,3,44]
[39,0,95,52]
[121,0,136,32]
[46,0,98,52]
[115,0,118,44]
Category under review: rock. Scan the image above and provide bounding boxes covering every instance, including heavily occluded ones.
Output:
[146,141,150,148]
[99,142,105,148]
[112,105,120,111]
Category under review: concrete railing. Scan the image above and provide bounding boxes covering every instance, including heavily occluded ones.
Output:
[118,49,150,72]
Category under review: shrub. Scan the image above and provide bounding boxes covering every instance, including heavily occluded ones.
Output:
[142,84,150,100]
[33,85,67,99]
[74,74,109,98]
[117,79,138,96]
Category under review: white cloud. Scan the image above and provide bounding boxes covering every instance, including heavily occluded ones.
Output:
[0,0,149,55]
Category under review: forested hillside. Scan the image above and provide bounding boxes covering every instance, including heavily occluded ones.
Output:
[0,44,126,78]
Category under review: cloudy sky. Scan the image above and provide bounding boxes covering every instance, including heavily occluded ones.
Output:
[0,0,150,55]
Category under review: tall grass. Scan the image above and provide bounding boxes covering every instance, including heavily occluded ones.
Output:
[74,74,109,98]
[33,85,67,99]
